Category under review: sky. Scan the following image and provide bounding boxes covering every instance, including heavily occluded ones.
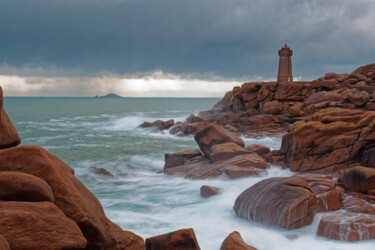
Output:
[0,0,374,97]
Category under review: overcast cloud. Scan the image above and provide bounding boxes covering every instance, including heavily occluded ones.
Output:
[0,0,374,96]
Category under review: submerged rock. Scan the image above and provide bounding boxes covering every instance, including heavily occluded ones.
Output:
[145,228,201,250]
[90,166,114,177]
[233,177,317,229]
[220,231,257,250]
[200,185,220,198]
[317,211,375,241]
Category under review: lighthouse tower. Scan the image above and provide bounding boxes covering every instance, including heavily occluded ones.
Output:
[277,44,293,82]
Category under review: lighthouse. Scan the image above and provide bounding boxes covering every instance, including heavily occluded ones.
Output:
[277,44,293,82]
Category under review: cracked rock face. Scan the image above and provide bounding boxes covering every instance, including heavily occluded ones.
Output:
[233,177,317,229]
[282,107,375,173]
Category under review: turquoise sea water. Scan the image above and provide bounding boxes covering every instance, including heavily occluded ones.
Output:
[4,97,374,250]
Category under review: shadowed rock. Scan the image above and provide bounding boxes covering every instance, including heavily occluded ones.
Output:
[341,166,375,193]
[0,235,10,250]
[234,177,317,229]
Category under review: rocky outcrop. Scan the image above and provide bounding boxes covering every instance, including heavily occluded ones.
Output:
[282,108,375,173]
[200,185,220,198]
[0,201,88,249]
[245,144,270,156]
[0,145,144,249]
[343,196,375,215]
[145,228,201,250]
[194,123,245,157]
[164,124,268,179]
[0,86,21,149]
[233,177,317,229]
[220,231,257,250]
[317,211,375,241]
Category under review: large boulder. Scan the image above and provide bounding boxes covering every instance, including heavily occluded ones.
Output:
[0,86,21,149]
[341,166,375,193]
[233,177,317,229]
[0,201,87,249]
[305,91,343,106]
[194,123,245,157]
[145,228,201,250]
[317,211,375,241]
[220,231,257,250]
[0,171,54,202]
[343,196,375,215]
[0,145,144,249]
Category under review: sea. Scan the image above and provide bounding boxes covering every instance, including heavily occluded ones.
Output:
[4,97,374,250]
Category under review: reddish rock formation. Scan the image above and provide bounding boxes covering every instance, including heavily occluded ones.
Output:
[194,123,245,157]
[317,211,375,241]
[145,228,201,250]
[0,145,144,249]
[0,201,87,249]
[233,177,317,229]
[164,149,203,169]
[209,142,251,162]
[200,185,220,198]
[220,231,257,250]
[340,166,375,193]
[0,171,54,202]
[0,86,21,149]
[294,173,336,195]
[139,119,175,130]
[0,235,10,250]
[343,196,375,215]
[282,108,375,173]
[245,144,270,156]
[316,190,343,212]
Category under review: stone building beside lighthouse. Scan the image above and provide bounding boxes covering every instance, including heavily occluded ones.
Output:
[277,44,293,82]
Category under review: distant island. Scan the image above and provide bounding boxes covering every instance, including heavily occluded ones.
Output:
[94,93,124,98]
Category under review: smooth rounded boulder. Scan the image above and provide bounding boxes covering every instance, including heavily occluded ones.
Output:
[0,201,87,249]
[233,177,317,229]
[0,86,21,149]
[0,171,54,202]
[145,228,201,250]
[0,145,144,250]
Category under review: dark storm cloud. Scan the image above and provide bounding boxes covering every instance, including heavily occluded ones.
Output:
[0,0,374,80]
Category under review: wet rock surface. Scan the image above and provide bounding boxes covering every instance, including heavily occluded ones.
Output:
[233,177,317,229]
[145,228,201,250]
[317,211,375,241]
[220,231,257,250]
[200,185,220,198]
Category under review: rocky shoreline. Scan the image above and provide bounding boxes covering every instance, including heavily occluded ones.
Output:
[139,63,375,246]
[1,63,375,249]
